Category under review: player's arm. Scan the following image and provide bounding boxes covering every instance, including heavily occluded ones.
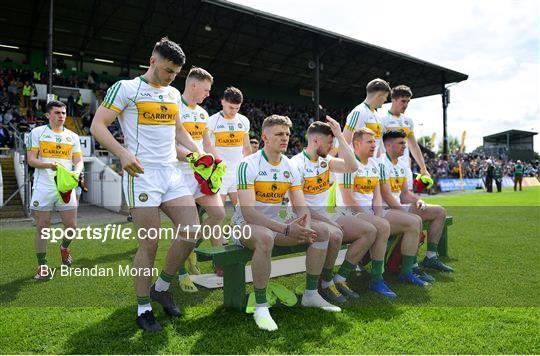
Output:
[288,188,312,229]
[175,118,202,155]
[91,106,144,176]
[408,133,430,176]
[326,115,357,173]
[399,180,426,209]
[242,133,252,157]
[339,186,364,214]
[202,131,219,160]
[238,188,288,233]
[72,153,84,175]
[372,184,384,217]
[27,150,56,170]
[379,182,403,210]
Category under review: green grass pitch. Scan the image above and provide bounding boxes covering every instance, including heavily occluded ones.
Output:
[1,187,539,354]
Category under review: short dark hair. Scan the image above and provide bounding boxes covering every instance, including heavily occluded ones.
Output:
[152,37,186,66]
[223,87,243,104]
[366,78,391,94]
[187,67,213,83]
[382,130,406,142]
[45,100,66,113]
[250,138,259,144]
[307,121,333,137]
[391,85,413,99]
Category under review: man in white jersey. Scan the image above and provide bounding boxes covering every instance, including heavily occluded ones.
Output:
[342,78,391,156]
[27,100,83,280]
[380,131,454,275]
[91,38,203,332]
[233,115,341,332]
[340,128,431,291]
[207,86,251,207]
[383,85,431,189]
[176,67,226,280]
[292,118,380,304]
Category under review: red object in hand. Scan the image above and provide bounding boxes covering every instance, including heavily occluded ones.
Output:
[195,154,214,168]
[413,178,427,193]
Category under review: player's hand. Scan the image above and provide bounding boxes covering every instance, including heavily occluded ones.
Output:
[416,199,427,211]
[325,116,342,137]
[289,214,317,243]
[420,169,431,178]
[48,162,57,171]
[120,151,144,177]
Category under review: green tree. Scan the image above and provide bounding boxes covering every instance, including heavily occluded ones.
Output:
[438,135,463,154]
[417,135,433,150]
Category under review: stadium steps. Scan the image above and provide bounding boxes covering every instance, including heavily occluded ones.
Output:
[0,156,26,219]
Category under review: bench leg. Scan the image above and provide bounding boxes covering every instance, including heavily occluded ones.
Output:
[438,224,449,257]
[223,262,247,310]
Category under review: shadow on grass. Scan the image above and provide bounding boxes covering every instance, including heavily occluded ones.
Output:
[63,304,361,354]
[74,247,138,269]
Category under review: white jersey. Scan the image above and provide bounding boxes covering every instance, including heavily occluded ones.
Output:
[102,76,181,168]
[379,153,408,206]
[290,150,334,211]
[336,157,379,207]
[207,111,250,169]
[382,111,415,167]
[237,150,302,219]
[27,125,81,188]
[178,96,210,174]
[345,102,384,155]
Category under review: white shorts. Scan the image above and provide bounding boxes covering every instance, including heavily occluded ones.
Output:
[219,168,237,195]
[383,203,412,213]
[406,169,413,191]
[335,206,390,218]
[182,171,205,200]
[30,186,77,211]
[123,166,191,208]
[230,207,296,244]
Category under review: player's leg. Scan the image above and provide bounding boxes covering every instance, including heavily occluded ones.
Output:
[384,209,430,286]
[275,220,341,312]
[227,191,239,207]
[33,209,51,280]
[239,224,278,331]
[409,204,453,272]
[196,193,226,276]
[321,215,376,302]
[57,207,77,266]
[514,177,518,191]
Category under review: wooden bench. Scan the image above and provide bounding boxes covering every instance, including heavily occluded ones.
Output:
[195,216,453,310]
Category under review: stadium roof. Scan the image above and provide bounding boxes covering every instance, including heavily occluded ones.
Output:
[2,0,468,99]
[483,130,538,142]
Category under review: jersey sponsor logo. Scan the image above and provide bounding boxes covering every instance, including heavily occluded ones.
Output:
[214,131,244,147]
[40,141,72,159]
[136,102,177,125]
[182,122,207,140]
[353,176,379,194]
[388,177,406,193]
[303,170,330,195]
[254,181,291,204]
[366,123,383,138]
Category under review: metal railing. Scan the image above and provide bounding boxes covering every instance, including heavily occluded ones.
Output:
[5,122,31,216]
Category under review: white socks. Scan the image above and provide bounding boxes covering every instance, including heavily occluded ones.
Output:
[137,304,152,316]
[426,251,437,259]
[154,277,170,292]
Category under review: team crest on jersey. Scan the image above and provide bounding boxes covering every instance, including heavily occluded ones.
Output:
[66,137,72,142]
[199,113,205,120]
[400,168,405,174]
[33,200,39,207]
[139,193,148,202]
[238,123,243,129]
[56,137,61,143]
[159,95,163,101]
[283,171,290,178]
[320,161,327,168]
[372,168,377,174]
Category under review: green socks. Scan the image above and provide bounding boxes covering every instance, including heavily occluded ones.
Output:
[36,253,47,266]
[254,287,267,305]
[306,273,319,290]
[321,267,334,282]
[61,238,72,249]
[337,260,356,280]
[401,255,416,275]
[370,260,384,281]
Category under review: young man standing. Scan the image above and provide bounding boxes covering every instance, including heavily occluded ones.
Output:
[27,100,83,279]
[176,67,226,280]
[343,78,391,156]
[513,160,524,191]
[91,37,203,332]
[383,85,431,189]
[207,87,251,207]
[380,131,454,274]
[234,115,341,332]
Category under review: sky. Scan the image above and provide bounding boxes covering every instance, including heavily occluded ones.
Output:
[231,0,540,152]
